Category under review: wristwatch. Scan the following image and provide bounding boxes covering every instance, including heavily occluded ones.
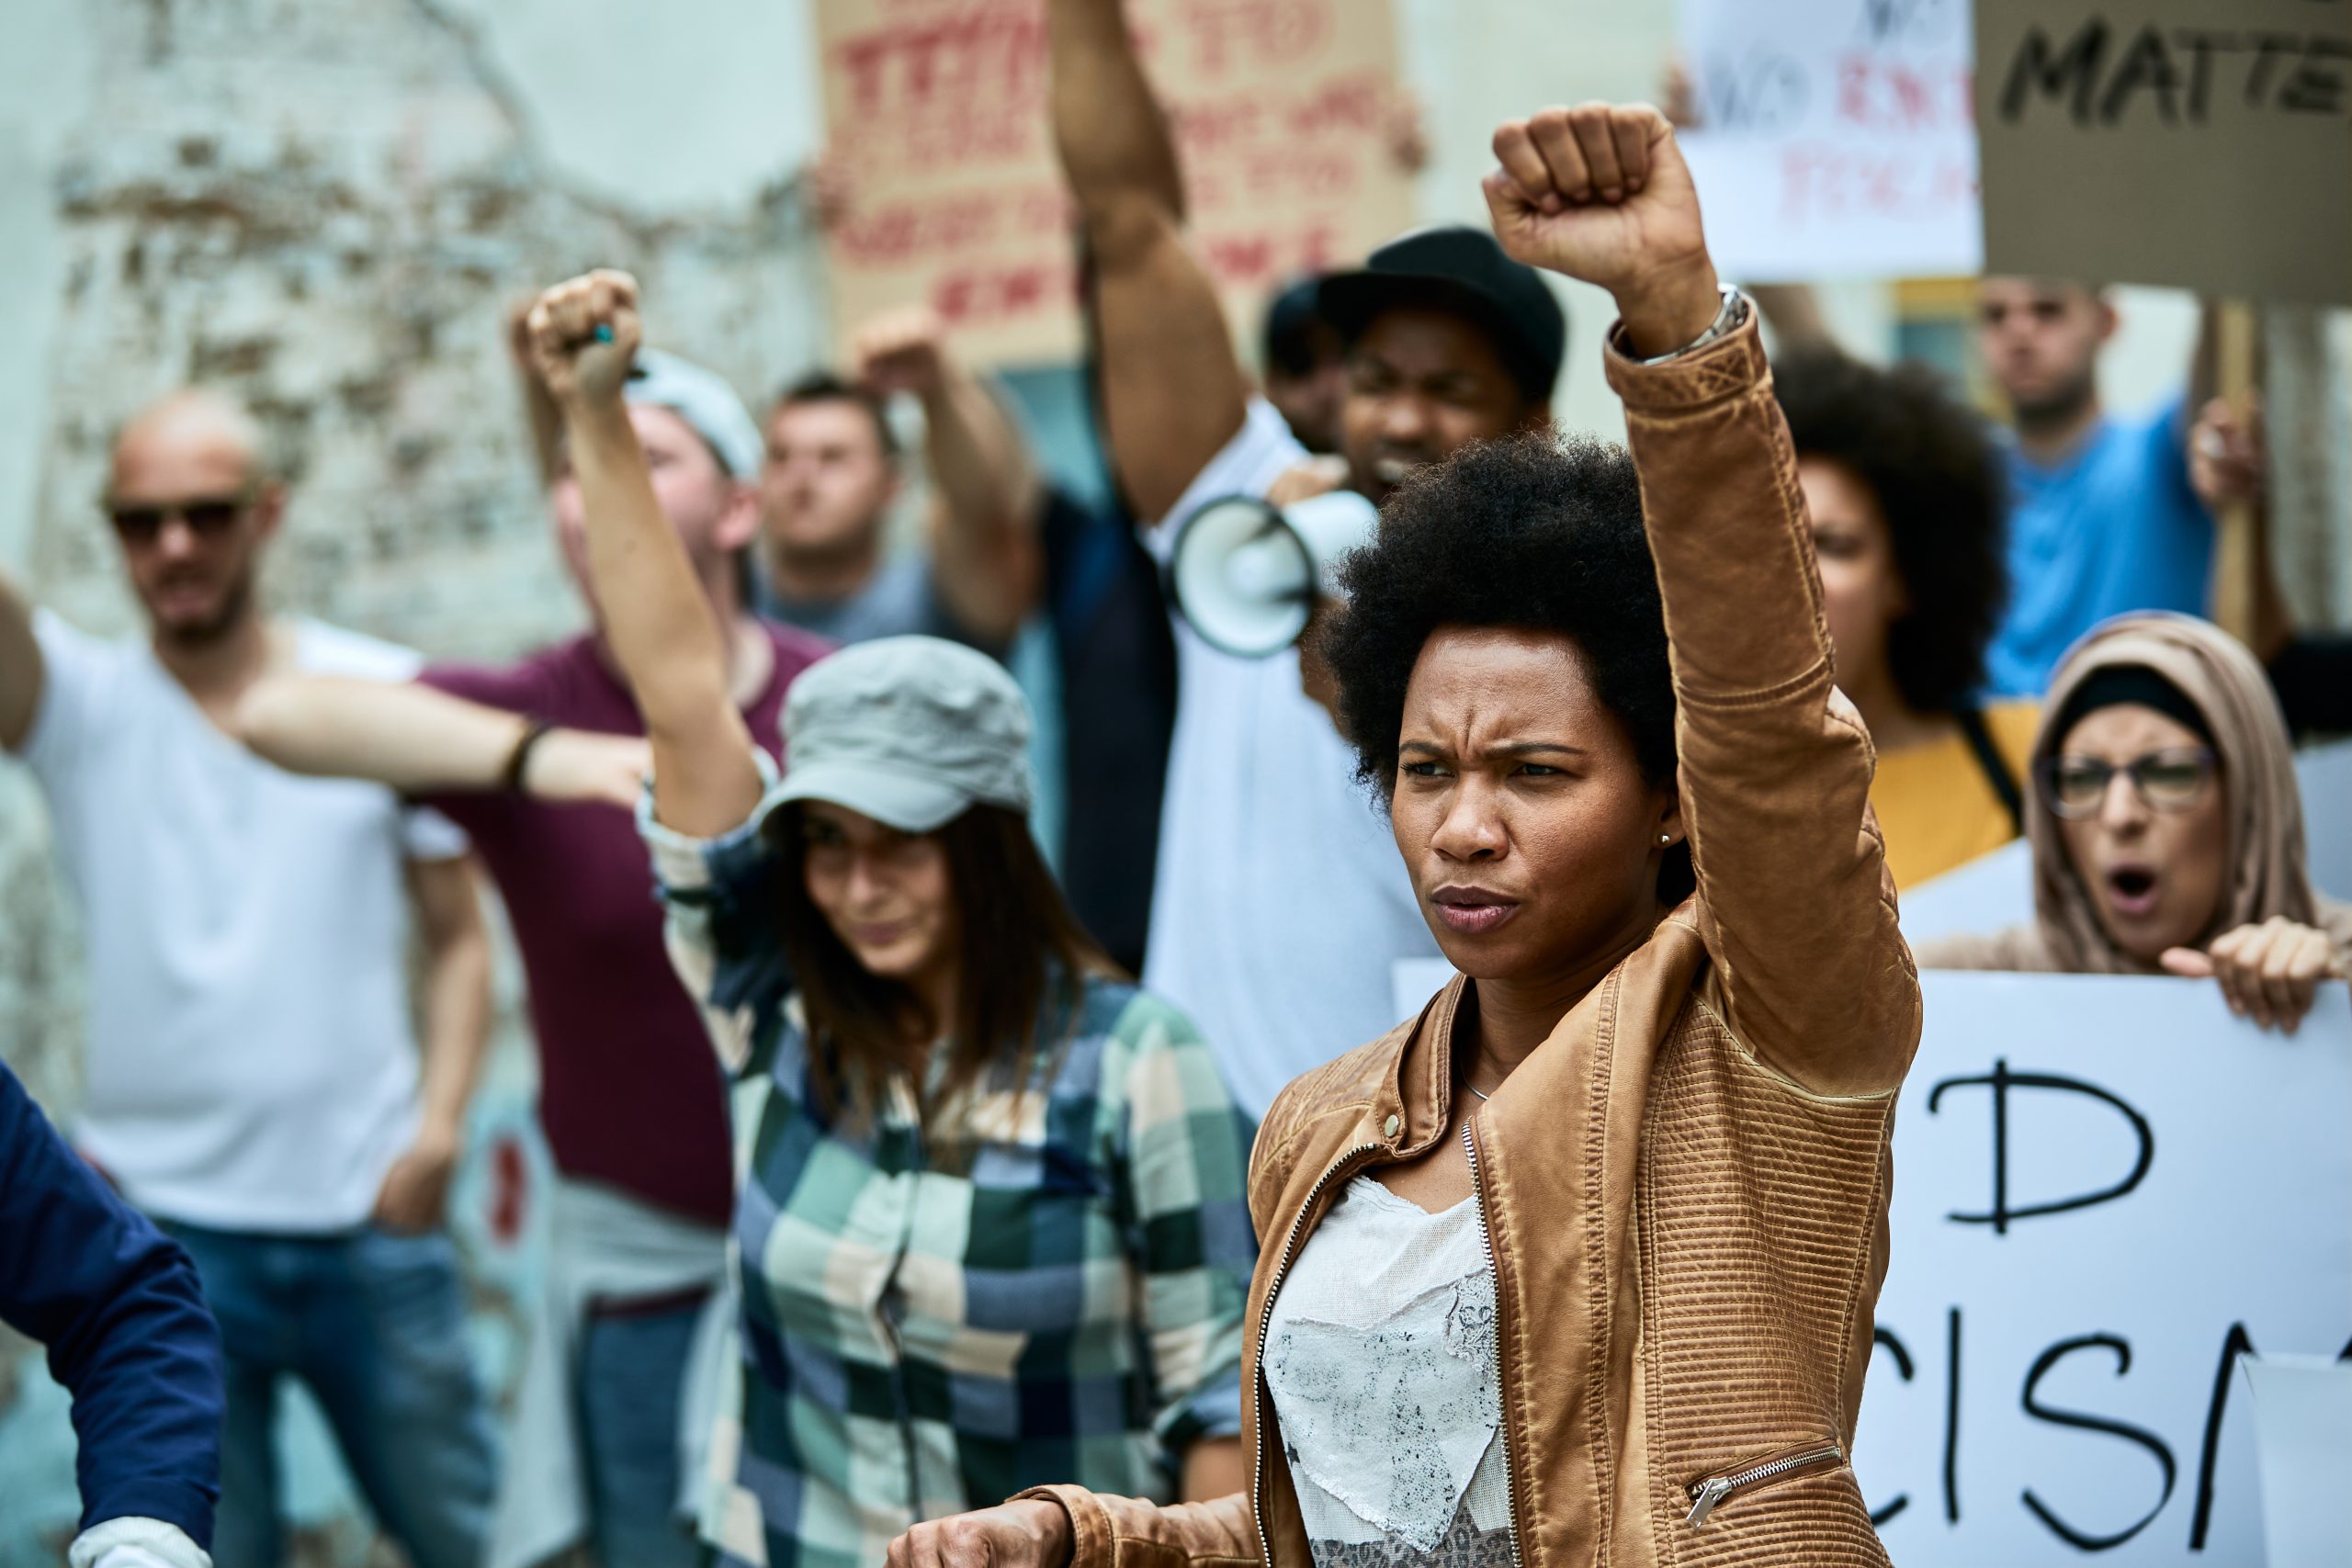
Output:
[1620,285,1749,366]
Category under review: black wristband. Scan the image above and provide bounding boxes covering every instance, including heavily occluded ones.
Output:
[501,718,554,794]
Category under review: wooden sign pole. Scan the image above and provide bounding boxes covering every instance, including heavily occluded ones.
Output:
[2208,300,2262,646]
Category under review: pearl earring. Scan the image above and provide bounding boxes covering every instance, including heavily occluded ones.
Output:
[1660,834,1673,845]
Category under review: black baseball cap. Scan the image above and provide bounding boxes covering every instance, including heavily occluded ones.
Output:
[1317,226,1566,406]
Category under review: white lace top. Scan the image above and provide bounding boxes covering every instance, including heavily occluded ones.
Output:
[1262,1176,1515,1568]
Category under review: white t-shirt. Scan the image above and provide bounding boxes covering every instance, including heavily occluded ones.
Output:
[17,612,465,1232]
[1144,400,1442,1121]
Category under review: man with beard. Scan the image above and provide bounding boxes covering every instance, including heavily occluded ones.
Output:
[1046,0,1565,1116]
[0,390,497,1568]
[1973,278,2256,696]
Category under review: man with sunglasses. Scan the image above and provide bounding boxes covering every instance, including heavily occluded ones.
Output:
[0,389,497,1568]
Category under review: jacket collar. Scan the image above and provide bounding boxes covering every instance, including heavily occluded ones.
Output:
[1373,898,1713,1152]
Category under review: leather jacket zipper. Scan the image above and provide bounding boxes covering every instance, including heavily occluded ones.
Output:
[1251,1142,1382,1568]
[1685,1441,1844,1528]
[1459,1120,1525,1568]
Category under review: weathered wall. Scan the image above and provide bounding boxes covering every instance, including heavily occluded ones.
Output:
[0,0,826,1562]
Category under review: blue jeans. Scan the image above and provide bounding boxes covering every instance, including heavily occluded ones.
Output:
[163,1221,496,1568]
[575,1295,707,1568]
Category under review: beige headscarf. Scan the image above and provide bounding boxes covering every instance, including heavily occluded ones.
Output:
[1920,613,2352,974]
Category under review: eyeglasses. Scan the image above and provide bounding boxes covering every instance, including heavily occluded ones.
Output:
[105,496,248,546]
[2041,747,2217,818]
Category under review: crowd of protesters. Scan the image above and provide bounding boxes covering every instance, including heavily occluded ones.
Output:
[3,0,2347,1563]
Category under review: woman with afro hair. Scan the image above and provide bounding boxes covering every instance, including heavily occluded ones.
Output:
[1773,346,2030,887]
[888,101,1918,1568]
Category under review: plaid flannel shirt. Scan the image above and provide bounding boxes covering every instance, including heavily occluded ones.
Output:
[642,777,1255,1568]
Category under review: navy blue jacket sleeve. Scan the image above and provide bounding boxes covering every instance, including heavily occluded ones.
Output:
[0,1062,222,1545]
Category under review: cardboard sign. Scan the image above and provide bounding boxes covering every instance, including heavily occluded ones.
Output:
[1678,0,1982,282]
[809,0,1415,367]
[1858,972,2352,1563]
[1974,0,2352,306]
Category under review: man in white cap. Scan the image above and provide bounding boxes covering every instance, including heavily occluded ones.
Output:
[235,344,831,1568]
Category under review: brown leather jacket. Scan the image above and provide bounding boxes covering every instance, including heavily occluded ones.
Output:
[1024,316,1922,1565]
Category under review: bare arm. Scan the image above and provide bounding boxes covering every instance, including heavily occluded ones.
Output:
[236,674,650,808]
[0,574,43,753]
[373,854,493,1234]
[525,272,763,838]
[1049,0,1248,524]
[238,675,532,792]
[856,309,1045,646]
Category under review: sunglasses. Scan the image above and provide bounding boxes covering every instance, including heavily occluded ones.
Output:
[2041,747,2217,819]
[106,495,249,546]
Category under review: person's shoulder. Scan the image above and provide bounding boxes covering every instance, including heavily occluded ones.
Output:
[1156,399,1310,534]
[29,606,130,671]
[1984,698,2042,772]
[417,633,590,713]
[1255,1021,1411,1164]
[758,615,836,681]
[291,618,432,681]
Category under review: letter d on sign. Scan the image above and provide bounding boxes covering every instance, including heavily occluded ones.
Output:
[1927,1059,2154,1234]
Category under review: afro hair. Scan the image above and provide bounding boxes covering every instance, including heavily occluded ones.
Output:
[1771,347,2007,715]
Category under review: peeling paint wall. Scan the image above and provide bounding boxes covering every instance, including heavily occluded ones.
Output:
[0,1,824,1562]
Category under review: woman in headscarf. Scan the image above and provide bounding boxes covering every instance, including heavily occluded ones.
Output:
[1919,612,2351,1032]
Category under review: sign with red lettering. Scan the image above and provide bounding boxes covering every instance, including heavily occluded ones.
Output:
[1678,0,1981,282]
[812,0,1414,367]
[1976,0,2352,306]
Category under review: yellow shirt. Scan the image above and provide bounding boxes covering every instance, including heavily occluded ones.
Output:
[1870,700,2041,891]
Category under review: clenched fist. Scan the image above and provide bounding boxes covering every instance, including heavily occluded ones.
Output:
[1482,103,1720,357]
[526,268,642,409]
[883,1499,1073,1568]
[854,305,952,400]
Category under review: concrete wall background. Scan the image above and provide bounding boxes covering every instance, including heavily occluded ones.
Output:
[0,1,828,1562]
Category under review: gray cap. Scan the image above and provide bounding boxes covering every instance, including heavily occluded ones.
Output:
[773,636,1033,833]
[626,348,765,479]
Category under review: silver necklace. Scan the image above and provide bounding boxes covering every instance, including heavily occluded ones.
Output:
[1465,1079,1492,1101]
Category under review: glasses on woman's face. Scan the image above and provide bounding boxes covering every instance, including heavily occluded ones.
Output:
[2041,747,2217,819]
[104,496,248,547]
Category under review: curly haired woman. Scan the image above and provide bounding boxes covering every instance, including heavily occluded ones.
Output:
[885,99,1921,1568]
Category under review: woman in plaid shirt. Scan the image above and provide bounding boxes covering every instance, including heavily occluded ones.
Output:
[517,272,1256,1568]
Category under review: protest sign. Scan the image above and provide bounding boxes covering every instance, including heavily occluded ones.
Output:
[1975,0,2352,306]
[1677,0,1981,281]
[1858,973,2352,1563]
[808,0,1415,367]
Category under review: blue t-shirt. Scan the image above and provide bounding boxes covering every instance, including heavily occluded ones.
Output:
[1984,393,2212,696]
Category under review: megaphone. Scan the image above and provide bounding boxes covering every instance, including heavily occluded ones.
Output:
[1168,489,1379,658]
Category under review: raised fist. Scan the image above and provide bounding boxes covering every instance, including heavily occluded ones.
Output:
[1483,104,1719,355]
[2188,396,2265,513]
[854,305,950,400]
[525,269,642,408]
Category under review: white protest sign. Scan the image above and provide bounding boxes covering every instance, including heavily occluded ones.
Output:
[1677,0,1981,282]
[1858,972,2352,1564]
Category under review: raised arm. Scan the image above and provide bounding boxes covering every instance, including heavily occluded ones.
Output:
[0,573,44,753]
[1048,0,1249,523]
[854,307,1043,645]
[524,271,763,836]
[1485,104,1917,1097]
[235,674,650,808]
